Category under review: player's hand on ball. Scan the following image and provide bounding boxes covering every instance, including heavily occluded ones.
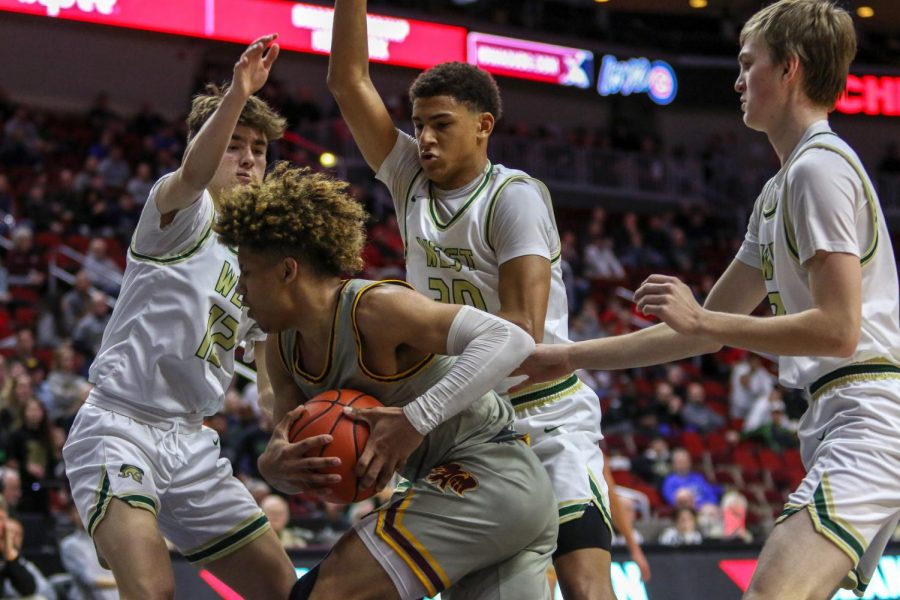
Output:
[510,343,573,391]
[634,274,705,336]
[258,405,342,495]
[345,406,423,493]
[231,33,280,99]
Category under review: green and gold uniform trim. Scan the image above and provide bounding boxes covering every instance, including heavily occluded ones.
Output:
[774,136,880,267]
[484,175,562,265]
[556,469,612,531]
[128,223,214,265]
[87,469,159,538]
[376,490,451,597]
[350,280,437,382]
[183,513,270,565]
[760,131,832,221]
[776,474,866,571]
[401,168,425,260]
[427,163,494,231]
[808,358,900,401]
[278,280,350,383]
[510,373,582,411]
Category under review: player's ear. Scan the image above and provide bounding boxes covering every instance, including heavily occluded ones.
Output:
[782,53,800,83]
[282,257,299,282]
[477,112,495,139]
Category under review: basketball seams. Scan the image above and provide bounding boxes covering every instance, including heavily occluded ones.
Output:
[286,389,381,503]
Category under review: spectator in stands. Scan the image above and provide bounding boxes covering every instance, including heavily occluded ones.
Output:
[4,517,56,599]
[82,239,121,295]
[632,436,672,486]
[0,498,36,597]
[662,448,721,510]
[721,490,753,543]
[3,373,36,430]
[697,503,724,540]
[60,270,92,332]
[743,386,787,433]
[681,382,725,433]
[0,470,21,515]
[72,292,110,359]
[5,226,45,289]
[260,494,306,550]
[729,353,775,419]
[59,503,118,600]
[0,108,41,167]
[658,507,703,546]
[126,162,154,206]
[583,225,625,281]
[11,329,40,373]
[743,396,799,453]
[97,145,131,189]
[43,346,88,429]
[8,399,58,514]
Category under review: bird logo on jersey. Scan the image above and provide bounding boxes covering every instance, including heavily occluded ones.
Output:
[425,463,479,497]
[118,464,145,485]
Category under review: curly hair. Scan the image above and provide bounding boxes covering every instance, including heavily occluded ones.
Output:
[214,163,367,276]
[409,62,502,119]
[187,84,287,142]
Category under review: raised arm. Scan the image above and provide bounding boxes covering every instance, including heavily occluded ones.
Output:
[155,34,279,216]
[327,0,399,171]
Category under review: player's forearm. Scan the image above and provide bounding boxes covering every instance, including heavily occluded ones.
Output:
[698,308,858,357]
[569,323,721,372]
[327,0,372,94]
[177,88,249,194]
[403,307,535,434]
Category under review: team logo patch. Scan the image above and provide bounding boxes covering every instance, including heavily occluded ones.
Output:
[118,464,145,485]
[425,463,479,497]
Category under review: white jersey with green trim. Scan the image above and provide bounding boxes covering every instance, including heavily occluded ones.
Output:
[88,175,261,418]
[376,131,570,346]
[736,121,900,388]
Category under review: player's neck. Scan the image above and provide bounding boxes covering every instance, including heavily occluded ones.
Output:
[431,156,489,192]
[292,278,344,335]
[768,103,828,165]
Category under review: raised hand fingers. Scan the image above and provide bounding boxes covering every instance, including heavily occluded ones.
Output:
[262,43,280,68]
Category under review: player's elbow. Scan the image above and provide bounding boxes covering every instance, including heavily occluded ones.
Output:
[830,328,860,358]
[326,70,362,97]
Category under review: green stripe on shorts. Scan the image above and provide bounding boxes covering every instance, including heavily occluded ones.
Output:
[183,514,270,565]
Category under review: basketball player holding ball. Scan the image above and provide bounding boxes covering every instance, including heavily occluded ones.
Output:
[215,163,558,600]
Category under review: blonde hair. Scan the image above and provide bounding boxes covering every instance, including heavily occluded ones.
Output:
[186,84,287,143]
[741,0,856,108]
[214,163,367,276]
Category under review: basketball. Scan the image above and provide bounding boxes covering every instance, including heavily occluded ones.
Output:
[288,389,383,504]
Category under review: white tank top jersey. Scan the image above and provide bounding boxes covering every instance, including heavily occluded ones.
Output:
[736,121,900,389]
[376,131,571,347]
[88,174,263,419]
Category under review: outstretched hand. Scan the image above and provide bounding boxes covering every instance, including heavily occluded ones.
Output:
[509,343,573,392]
[345,406,423,493]
[633,274,705,335]
[258,404,341,497]
[232,33,280,99]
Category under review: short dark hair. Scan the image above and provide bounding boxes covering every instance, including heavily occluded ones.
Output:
[409,62,502,119]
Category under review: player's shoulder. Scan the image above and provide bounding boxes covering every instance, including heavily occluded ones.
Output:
[789,144,855,183]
